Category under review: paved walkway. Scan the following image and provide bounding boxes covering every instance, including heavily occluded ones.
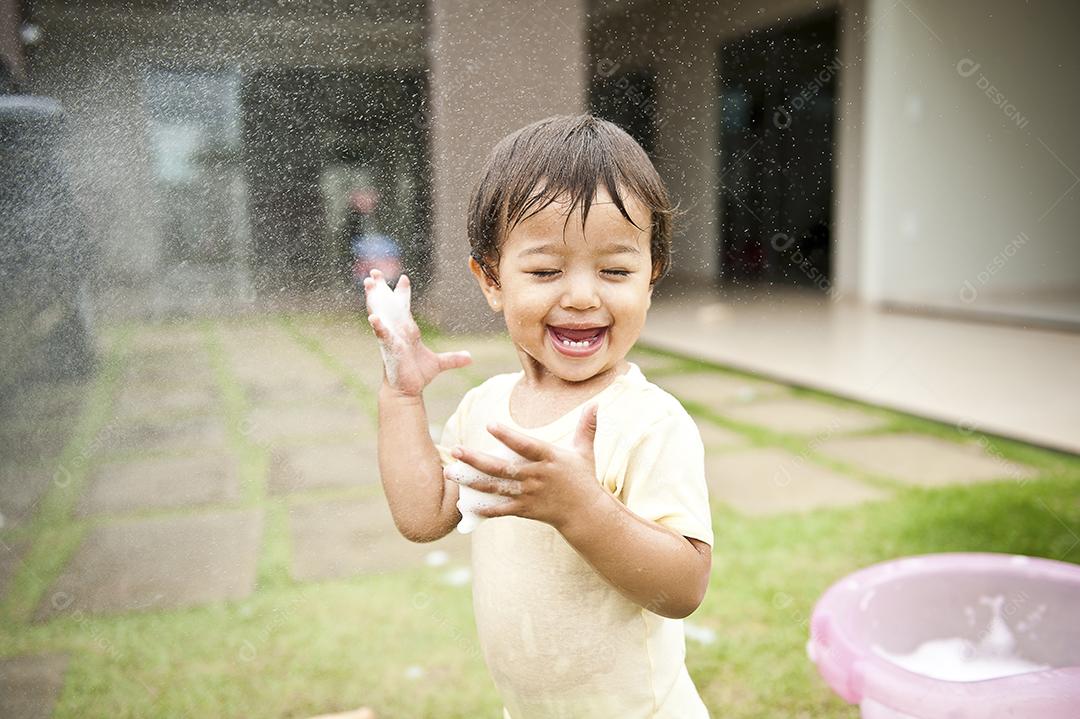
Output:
[0,312,1042,717]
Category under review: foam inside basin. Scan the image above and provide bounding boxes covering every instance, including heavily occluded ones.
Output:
[808,553,1080,719]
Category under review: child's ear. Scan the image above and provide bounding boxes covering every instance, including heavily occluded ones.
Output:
[468,255,503,312]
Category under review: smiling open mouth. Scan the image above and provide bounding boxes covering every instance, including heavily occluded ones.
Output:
[547,325,608,357]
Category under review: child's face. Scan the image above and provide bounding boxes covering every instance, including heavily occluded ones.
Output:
[470,185,654,384]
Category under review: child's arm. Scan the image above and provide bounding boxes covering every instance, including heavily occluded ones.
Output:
[378,385,462,542]
[364,270,471,543]
[555,489,712,620]
[446,405,711,618]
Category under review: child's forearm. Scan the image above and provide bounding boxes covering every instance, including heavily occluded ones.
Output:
[377,383,459,542]
[555,493,711,619]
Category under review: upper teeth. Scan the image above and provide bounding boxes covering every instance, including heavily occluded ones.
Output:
[562,338,593,347]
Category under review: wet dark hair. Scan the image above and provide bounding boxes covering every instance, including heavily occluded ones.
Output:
[466,114,675,285]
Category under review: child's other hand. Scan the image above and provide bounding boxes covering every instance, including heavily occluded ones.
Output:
[363,268,471,397]
[447,404,610,530]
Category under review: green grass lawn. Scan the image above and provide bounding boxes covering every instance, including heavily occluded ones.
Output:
[1,321,1077,719]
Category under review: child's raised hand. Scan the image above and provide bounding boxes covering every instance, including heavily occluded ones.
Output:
[363,268,471,396]
[446,404,611,530]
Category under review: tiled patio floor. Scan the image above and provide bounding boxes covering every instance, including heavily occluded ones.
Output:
[643,288,1080,454]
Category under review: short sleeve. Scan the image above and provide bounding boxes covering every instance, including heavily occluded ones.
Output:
[620,412,714,546]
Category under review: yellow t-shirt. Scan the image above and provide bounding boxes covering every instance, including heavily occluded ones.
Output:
[437,363,714,719]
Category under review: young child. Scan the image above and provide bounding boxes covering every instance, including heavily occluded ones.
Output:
[365,114,714,718]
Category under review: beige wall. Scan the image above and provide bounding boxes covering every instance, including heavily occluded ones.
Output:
[421,0,589,330]
[859,0,1080,315]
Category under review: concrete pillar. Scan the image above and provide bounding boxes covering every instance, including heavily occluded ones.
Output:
[832,0,867,303]
[420,0,588,332]
[652,25,721,292]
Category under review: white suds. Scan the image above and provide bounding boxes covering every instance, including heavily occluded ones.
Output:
[365,274,411,384]
[873,595,1050,682]
[444,441,520,534]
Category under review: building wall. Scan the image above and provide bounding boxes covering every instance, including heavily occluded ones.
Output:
[23,3,426,314]
[597,0,1079,322]
[859,0,1080,313]
[0,0,23,84]
[591,0,860,294]
[421,0,589,330]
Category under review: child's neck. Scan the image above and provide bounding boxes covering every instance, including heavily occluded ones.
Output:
[509,351,629,429]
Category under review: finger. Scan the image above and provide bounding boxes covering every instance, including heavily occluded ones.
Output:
[370,268,383,281]
[436,350,472,371]
[440,459,520,492]
[475,501,519,518]
[486,423,550,462]
[573,403,599,456]
[367,313,392,343]
[456,474,523,497]
[451,445,522,480]
[396,273,412,313]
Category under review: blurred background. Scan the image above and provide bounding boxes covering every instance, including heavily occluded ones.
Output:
[1,1,1078,718]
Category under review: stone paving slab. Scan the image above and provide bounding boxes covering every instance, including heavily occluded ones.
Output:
[816,433,1039,486]
[36,509,263,620]
[95,414,229,455]
[76,454,241,516]
[288,497,470,581]
[292,320,385,389]
[217,324,348,403]
[655,372,788,406]
[113,382,219,420]
[424,394,465,429]
[246,405,374,445]
[4,381,85,423]
[269,443,379,494]
[0,536,30,599]
[426,367,477,395]
[241,375,354,408]
[695,420,747,451]
[434,334,521,379]
[0,415,78,467]
[627,351,685,374]
[128,324,205,354]
[0,466,54,530]
[705,448,891,516]
[721,396,888,436]
[424,372,476,423]
[0,653,69,719]
[122,351,215,390]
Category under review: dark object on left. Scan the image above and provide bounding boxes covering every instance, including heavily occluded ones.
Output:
[0,95,97,396]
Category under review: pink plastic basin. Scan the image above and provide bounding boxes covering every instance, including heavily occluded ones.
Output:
[808,553,1080,718]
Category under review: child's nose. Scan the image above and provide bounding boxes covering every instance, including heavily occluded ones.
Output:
[559,275,601,310]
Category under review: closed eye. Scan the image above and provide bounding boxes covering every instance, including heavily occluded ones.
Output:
[602,269,632,277]
[528,270,561,278]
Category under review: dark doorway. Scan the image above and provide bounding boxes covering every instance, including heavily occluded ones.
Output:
[241,69,430,292]
[589,64,659,159]
[717,10,839,291]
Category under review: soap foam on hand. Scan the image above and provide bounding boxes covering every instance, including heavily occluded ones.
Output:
[365,271,412,384]
[365,274,411,337]
[445,441,521,534]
